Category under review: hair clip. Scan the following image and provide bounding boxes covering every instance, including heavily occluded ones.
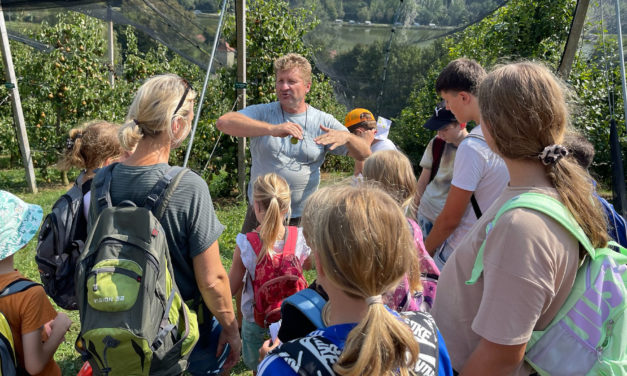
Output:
[538,144,569,165]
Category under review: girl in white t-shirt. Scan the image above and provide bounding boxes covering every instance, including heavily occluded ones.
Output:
[229,173,311,373]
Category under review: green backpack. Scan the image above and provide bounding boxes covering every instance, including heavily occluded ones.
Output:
[0,279,39,376]
[466,192,627,376]
[75,164,199,376]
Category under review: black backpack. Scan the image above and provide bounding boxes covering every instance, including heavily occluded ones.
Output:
[36,171,90,310]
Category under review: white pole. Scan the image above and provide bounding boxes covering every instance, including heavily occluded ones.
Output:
[0,3,37,193]
[183,0,229,167]
[614,0,627,123]
[236,0,246,200]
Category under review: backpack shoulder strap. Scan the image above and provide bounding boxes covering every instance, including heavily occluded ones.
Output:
[0,279,40,298]
[429,137,446,183]
[144,166,187,219]
[470,194,482,219]
[153,167,188,220]
[466,192,596,285]
[282,226,299,257]
[246,231,263,257]
[94,163,118,215]
[269,334,340,376]
[281,288,327,329]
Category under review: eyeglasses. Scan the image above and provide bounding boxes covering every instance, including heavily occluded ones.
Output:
[173,78,193,115]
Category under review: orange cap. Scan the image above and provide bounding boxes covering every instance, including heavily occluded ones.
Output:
[344,108,375,128]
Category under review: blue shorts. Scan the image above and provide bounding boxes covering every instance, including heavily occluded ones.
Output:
[418,213,434,239]
[186,317,230,375]
[241,319,268,371]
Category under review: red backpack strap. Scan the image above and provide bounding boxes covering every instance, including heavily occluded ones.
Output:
[429,137,446,183]
[282,226,298,257]
[246,231,263,257]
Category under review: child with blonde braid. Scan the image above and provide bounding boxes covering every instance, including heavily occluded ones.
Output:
[229,173,311,372]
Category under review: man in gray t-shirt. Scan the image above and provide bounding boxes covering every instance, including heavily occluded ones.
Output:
[217,53,370,232]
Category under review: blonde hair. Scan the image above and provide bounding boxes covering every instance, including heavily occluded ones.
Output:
[362,150,418,215]
[478,62,608,248]
[253,173,291,261]
[362,150,421,293]
[57,120,123,178]
[301,184,419,376]
[274,53,312,84]
[119,74,197,150]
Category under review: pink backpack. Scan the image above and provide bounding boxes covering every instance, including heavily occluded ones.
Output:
[247,226,308,328]
[383,218,440,311]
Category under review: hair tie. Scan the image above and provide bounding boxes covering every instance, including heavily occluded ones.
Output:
[538,144,569,166]
[365,295,383,306]
[66,133,81,150]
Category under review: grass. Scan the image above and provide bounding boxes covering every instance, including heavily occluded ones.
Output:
[2,168,256,375]
[0,167,354,375]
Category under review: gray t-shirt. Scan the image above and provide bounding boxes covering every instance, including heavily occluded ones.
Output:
[88,163,225,301]
[239,102,348,217]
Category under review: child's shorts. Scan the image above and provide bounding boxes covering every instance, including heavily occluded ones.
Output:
[242,319,268,371]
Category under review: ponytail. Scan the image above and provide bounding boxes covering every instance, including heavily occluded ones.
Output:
[548,157,608,248]
[118,119,143,152]
[252,173,291,261]
[57,120,123,177]
[336,303,419,376]
[257,196,285,260]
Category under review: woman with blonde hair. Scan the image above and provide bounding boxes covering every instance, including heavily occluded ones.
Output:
[432,62,608,375]
[362,149,439,311]
[87,74,241,375]
[258,183,453,376]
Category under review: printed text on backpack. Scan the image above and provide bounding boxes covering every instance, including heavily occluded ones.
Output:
[466,193,627,376]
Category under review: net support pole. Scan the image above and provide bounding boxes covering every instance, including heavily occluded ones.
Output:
[107,3,114,87]
[558,0,590,78]
[615,0,627,126]
[613,0,627,215]
[0,3,37,193]
[183,0,229,168]
[236,0,247,201]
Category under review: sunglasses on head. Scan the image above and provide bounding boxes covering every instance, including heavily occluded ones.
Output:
[173,78,193,115]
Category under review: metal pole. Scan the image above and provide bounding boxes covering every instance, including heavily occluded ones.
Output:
[558,0,590,78]
[107,3,115,87]
[0,3,37,193]
[614,0,627,124]
[236,0,247,200]
[183,0,229,167]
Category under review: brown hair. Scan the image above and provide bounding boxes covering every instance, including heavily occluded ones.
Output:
[274,53,312,84]
[478,62,607,248]
[119,74,197,150]
[302,184,419,376]
[57,120,123,178]
[253,173,291,260]
[435,58,486,95]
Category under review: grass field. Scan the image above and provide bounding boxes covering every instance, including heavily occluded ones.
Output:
[0,167,352,375]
